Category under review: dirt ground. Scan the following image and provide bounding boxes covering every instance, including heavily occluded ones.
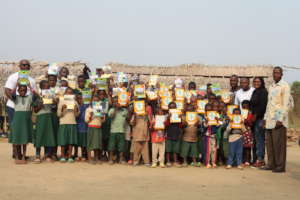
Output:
[0,140,299,200]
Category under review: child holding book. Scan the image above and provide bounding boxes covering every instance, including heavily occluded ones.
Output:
[130,98,152,166]
[108,97,129,164]
[151,107,167,168]
[241,100,254,166]
[204,103,219,168]
[181,104,200,167]
[165,102,182,167]
[85,94,106,164]
[226,108,245,170]
[33,80,56,163]
[57,87,80,163]
[10,84,37,164]
[75,93,89,161]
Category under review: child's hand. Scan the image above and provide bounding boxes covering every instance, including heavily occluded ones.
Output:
[74,105,79,112]
[62,104,67,110]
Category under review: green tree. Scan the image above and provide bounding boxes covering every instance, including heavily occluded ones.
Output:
[291,81,300,94]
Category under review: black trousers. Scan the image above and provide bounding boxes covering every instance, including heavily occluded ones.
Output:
[266,126,287,171]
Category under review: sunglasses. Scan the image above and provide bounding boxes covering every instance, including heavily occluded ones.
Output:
[20,64,30,67]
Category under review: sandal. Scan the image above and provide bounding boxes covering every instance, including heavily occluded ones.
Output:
[33,157,41,164]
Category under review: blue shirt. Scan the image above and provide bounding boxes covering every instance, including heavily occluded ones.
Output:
[76,104,89,133]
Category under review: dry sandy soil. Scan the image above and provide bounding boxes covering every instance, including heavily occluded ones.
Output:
[0,140,299,200]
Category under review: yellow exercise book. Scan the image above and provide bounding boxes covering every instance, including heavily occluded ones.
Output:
[197,100,208,114]
[227,105,238,117]
[186,112,198,125]
[175,100,184,110]
[206,111,219,126]
[221,90,231,104]
[231,114,243,129]
[169,109,182,123]
[175,88,185,101]
[64,95,75,110]
[118,91,129,106]
[134,84,146,98]
[134,100,146,116]
[154,115,166,130]
[161,96,172,110]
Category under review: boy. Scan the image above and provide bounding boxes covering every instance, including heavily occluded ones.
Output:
[181,104,200,167]
[108,97,129,164]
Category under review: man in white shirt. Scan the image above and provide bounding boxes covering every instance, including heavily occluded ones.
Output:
[234,77,255,108]
[4,59,37,137]
[263,67,291,173]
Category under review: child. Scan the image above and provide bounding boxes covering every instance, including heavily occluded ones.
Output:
[108,97,129,165]
[33,80,56,163]
[241,100,254,166]
[57,87,79,163]
[48,74,59,160]
[98,89,111,161]
[75,93,89,161]
[226,108,245,170]
[181,104,200,167]
[151,107,167,168]
[85,94,106,164]
[216,102,230,165]
[165,102,182,167]
[204,103,219,168]
[10,85,36,164]
[130,99,152,166]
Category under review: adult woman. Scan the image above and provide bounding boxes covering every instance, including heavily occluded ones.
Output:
[250,77,268,167]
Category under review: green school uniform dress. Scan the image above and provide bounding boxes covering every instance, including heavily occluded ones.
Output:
[100,99,110,150]
[57,101,79,146]
[34,99,56,148]
[10,95,34,145]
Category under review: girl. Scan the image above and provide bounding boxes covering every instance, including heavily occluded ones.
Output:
[85,94,106,164]
[98,89,111,161]
[57,87,79,163]
[227,108,245,170]
[151,107,167,168]
[75,93,89,161]
[241,100,254,166]
[204,103,219,168]
[165,102,182,167]
[10,85,36,164]
[33,80,56,163]
[48,74,59,160]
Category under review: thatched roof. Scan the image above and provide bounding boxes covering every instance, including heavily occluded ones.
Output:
[108,62,273,77]
[107,62,274,88]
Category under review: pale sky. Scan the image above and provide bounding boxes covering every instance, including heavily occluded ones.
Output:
[0,0,299,82]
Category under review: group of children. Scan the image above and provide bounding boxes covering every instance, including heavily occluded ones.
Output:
[9,67,256,169]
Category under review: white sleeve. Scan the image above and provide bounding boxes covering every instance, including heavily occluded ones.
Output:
[4,74,17,90]
[234,91,239,105]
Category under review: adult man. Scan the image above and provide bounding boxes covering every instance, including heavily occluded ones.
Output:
[230,75,240,93]
[4,59,37,156]
[229,75,240,104]
[263,67,291,173]
[234,77,255,108]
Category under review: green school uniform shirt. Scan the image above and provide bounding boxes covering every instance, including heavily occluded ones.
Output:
[108,107,128,133]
